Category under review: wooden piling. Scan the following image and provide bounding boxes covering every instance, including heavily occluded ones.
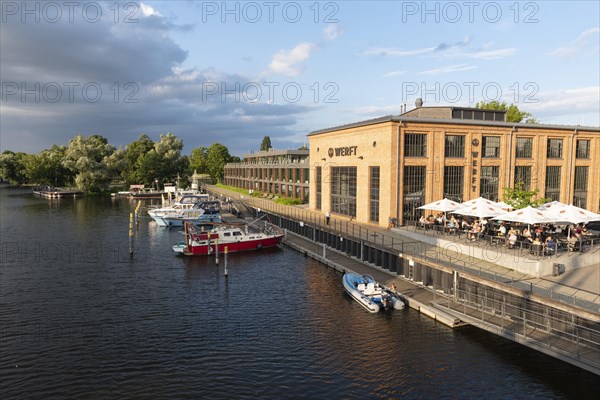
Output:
[215,239,219,265]
[129,212,134,255]
[224,246,228,276]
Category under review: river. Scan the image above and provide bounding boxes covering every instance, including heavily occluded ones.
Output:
[0,186,598,399]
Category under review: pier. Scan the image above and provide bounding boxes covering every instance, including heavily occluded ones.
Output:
[32,186,83,199]
[206,184,600,375]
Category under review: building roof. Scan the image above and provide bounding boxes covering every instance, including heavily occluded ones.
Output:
[308,114,600,136]
[243,149,309,159]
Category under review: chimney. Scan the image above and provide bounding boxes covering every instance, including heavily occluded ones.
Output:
[415,98,423,108]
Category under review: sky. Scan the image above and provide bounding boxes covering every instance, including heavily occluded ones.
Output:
[1,0,599,156]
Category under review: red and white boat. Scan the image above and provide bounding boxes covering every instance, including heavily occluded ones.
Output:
[173,221,284,256]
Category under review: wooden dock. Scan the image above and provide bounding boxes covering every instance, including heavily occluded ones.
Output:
[33,187,83,199]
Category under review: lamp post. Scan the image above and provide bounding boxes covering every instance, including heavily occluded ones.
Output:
[155,178,158,191]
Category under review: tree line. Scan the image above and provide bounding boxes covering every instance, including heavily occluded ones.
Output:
[0,133,240,192]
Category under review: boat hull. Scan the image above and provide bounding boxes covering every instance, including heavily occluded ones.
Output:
[174,235,283,256]
[342,272,405,313]
[342,273,380,313]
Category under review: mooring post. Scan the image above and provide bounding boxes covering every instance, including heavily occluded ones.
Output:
[215,239,219,265]
[129,212,134,256]
[224,246,228,276]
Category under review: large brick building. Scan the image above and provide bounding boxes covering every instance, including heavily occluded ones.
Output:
[308,102,600,227]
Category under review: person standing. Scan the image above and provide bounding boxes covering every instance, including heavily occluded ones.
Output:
[326,211,331,225]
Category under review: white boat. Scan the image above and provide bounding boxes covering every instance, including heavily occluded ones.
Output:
[342,272,405,313]
[148,194,211,226]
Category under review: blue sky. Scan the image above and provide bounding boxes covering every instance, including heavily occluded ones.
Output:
[1,1,599,156]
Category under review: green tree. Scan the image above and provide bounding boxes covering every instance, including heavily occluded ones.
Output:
[475,100,537,123]
[206,143,234,183]
[63,134,115,192]
[503,181,549,210]
[22,145,71,186]
[0,151,28,185]
[260,135,272,151]
[123,134,155,184]
[104,148,127,182]
[189,146,209,174]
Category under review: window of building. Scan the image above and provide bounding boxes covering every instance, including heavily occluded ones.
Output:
[545,166,561,201]
[404,133,427,157]
[369,167,380,223]
[403,166,426,221]
[331,167,357,217]
[444,166,464,202]
[573,166,588,209]
[576,140,590,159]
[514,166,532,190]
[482,136,501,158]
[547,139,563,159]
[480,166,499,201]
[315,167,322,210]
[445,135,465,158]
[515,138,533,158]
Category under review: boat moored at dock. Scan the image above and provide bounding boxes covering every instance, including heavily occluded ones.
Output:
[173,220,284,256]
[342,272,405,313]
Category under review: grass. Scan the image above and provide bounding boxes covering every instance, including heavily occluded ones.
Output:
[216,183,305,205]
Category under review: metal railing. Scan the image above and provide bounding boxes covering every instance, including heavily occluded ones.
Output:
[206,185,600,312]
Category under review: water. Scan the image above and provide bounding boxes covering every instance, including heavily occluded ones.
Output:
[1,186,598,399]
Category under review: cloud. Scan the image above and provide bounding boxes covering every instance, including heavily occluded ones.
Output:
[382,70,407,78]
[323,25,343,41]
[268,42,316,77]
[361,38,515,61]
[419,64,477,75]
[0,2,317,155]
[548,28,600,57]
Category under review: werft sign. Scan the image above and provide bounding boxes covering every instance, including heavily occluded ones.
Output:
[328,146,358,157]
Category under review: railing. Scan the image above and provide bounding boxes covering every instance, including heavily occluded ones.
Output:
[406,220,600,256]
[206,185,600,312]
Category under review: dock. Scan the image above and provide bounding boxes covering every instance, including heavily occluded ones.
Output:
[205,184,600,375]
[33,187,83,199]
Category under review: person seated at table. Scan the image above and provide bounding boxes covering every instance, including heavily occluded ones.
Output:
[567,233,579,251]
[531,237,543,254]
[467,223,481,241]
[498,222,507,237]
[522,227,531,239]
[461,219,470,231]
[418,215,427,227]
[545,236,556,254]
[507,229,518,249]
[447,218,457,234]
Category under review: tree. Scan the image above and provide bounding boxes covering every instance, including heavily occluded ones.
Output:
[62,134,115,192]
[475,100,537,123]
[206,143,234,183]
[503,181,549,210]
[0,151,28,185]
[260,135,272,151]
[22,146,71,186]
[123,134,155,184]
[153,133,188,184]
[189,146,209,174]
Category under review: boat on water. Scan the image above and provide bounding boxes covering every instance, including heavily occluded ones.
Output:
[148,195,212,226]
[173,220,284,256]
[342,272,405,313]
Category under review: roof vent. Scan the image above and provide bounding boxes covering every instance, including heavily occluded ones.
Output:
[415,98,423,108]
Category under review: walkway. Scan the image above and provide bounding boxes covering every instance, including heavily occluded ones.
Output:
[207,185,600,313]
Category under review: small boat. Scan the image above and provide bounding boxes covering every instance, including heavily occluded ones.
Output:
[173,220,284,256]
[342,272,405,313]
[148,195,212,226]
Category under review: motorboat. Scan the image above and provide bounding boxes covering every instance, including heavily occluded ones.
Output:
[342,272,405,313]
[173,220,284,256]
[148,195,211,226]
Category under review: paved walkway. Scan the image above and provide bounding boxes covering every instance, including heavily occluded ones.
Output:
[207,185,600,312]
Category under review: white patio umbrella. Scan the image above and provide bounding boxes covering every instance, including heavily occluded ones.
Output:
[492,206,553,225]
[496,201,513,210]
[417,198,462,227]
[460,197,501,208]
[543,204,600,224]
[453,203,507,218]
[417,198,462,212]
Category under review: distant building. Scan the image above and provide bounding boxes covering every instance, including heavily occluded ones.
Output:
[224,149,310,201]
[308,100,600,227]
